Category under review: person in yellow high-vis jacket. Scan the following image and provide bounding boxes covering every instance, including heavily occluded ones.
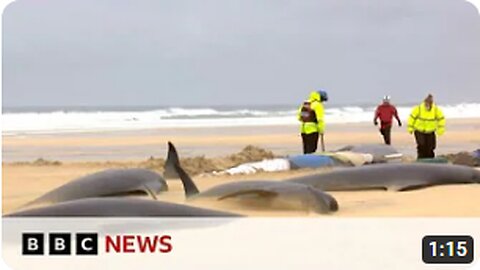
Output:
[407,94,446,159]
[297,90,327,154]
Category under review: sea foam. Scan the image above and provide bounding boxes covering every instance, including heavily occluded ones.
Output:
[2,103,479,135]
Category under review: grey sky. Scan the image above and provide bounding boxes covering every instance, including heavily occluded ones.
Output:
[3,0,480,107]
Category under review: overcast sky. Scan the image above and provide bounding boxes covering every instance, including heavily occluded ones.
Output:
[3,0,480,107]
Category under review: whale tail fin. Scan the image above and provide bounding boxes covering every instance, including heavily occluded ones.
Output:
[164,142,200,197]
[174,163,200,197]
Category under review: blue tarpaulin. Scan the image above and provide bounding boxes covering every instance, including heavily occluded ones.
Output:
[288,154,335,169]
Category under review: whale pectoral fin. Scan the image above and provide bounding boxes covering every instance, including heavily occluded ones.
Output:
[387,184,407,192]
[217,190,279,201]
[142,185,158,200]
[387,180,429,192]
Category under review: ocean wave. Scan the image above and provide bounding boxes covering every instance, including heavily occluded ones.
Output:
[2,103,479,135]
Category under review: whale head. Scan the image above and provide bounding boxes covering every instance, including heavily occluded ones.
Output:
[473,168,480,182]
[307,186,338,213]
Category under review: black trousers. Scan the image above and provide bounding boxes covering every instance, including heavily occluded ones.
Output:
[379,126,392,145]
[301,132,319,154]
[414,131,436,159]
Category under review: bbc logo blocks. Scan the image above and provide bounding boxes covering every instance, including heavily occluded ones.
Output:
[76,233,98,255]
[22,233,44,255]
[49,233,71,255]
[22,233,98,255]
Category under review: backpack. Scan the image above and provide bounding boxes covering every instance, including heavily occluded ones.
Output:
[300,101,317,123]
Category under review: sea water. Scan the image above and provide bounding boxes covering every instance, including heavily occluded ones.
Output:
[2,103,480,135]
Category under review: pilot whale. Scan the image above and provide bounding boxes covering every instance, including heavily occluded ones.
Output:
[24,168,168,207]
[287,163,480,191]
[165,142,338,214]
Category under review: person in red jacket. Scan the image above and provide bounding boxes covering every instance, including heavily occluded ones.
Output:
[374,95,402,145]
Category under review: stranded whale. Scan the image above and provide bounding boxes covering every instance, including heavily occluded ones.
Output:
[287,163,480,191]
[165,142,338,214]
[24,168,168,207]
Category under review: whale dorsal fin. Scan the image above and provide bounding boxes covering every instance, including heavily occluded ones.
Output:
[164,142,200,197]
[164,141,180,179]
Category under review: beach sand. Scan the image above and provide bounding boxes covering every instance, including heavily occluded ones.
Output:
[2,119,480,216]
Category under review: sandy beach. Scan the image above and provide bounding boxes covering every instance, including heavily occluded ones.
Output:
[2,119,480,216]
[3,118,480,161]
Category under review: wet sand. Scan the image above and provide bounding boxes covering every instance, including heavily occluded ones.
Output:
[3,118,480,161]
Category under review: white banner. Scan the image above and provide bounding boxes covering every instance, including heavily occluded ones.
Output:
[2,218,479,269]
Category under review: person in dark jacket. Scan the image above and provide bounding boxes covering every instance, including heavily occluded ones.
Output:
[374,95,402,145]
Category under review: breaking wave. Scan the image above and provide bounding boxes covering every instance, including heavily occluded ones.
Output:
[2,103,479,135]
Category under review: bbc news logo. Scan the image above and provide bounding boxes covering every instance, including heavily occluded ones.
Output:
[22,233,98,255]
[22,232,172,255]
